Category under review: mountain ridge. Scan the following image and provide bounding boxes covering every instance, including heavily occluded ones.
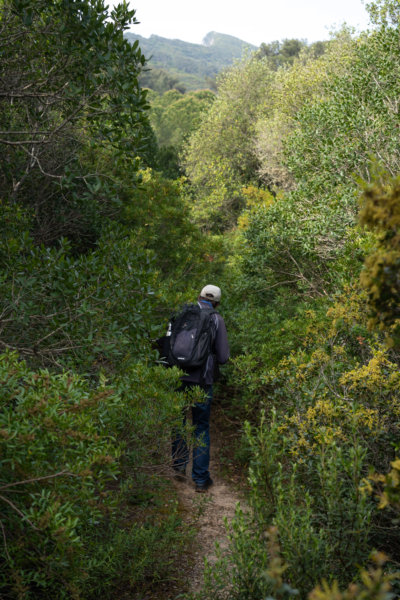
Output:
[124,30,257,90]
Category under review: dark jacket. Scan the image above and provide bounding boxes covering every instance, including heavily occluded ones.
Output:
[181,300,229,386]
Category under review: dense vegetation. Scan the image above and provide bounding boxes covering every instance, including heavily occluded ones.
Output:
[182,2,400,598]
[2,0,400,598]
[0,0,216,597]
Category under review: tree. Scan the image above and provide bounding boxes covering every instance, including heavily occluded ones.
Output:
[0,0,150,248]
[256,38,308,69]
[182,35,350,229]
[149,88,215,148]
[183,56,273,229]
[140,67,186,94]
[366,0,400,25]
[286,21,400,190]
[255,30,355,191]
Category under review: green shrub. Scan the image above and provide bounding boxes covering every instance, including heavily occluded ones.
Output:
[0,351,186,598]
[0,228,158,373]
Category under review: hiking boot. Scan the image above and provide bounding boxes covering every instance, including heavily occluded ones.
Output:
[195,478,213,493]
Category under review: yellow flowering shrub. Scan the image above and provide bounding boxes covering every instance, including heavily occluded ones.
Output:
[309,552,395,600]
[340,349,400,397]
[366,458,400,512]
[237,185,276,230]
[359,175,400,346]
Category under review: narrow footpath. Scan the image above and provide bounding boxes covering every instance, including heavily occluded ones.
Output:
[171,411,246,596]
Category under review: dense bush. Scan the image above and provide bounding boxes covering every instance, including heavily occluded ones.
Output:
[4,0,400,597]
[186,2,400,597]
[0,1,216,596]
[183,56,274,229]
[0,352,188,598]
[0,0,151,251]
[0,227,157,372]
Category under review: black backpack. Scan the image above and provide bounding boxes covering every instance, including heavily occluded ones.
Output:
[168,304,216,369]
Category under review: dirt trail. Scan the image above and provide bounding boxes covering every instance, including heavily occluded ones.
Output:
[172,416,245,594]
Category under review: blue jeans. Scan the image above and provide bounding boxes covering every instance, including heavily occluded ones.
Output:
[172,383,213,485]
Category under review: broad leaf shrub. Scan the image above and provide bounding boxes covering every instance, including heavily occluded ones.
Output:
[238,188,362,299]
[309,553,395,600]
[0,351,188,598]
[0,226,158,372]
[148,88,215,148]
[183,56,274,231]
[192,294,400,598]
[0,171,213,596]
[204,218,400,596]
[0,1,218,596]
[126,168,216,279]
[0,165,218,374]
[0,0,150,251]
[184,4,400,597]
[225,283,399,588]
[286,21,400,190]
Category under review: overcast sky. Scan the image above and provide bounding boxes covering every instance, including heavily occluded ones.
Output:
[112,0,371,47]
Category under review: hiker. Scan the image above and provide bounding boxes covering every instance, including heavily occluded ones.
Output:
[169,285,229,492]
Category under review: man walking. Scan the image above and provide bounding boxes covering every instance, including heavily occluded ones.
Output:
[170,284,229,492]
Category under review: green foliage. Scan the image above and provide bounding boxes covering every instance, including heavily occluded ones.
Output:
[200,277,400,595]
[140,67,186,94]
[185,4,400,598]
[0,226,157,372]
[183,56,274,229]
[256,38,309,69]
[5,0,400,596]
[190,505,275,600]
[309,553,396,600]
[183,32,356,228]
[286,21,400,189]
[209,205,400,596]
[0,0,152,250]
[155,145,182,179]
[0,351,186,598]
[0,165,214,375]
[125,168,215,282]
[239,189,362,298]
[188,8,400,597]
[149,89,215,148]
[0,1,216,596]
[368,457,400,513]
[255,30,355,191]
[367,0,400,26]
[359,174,400,345]
[144,88,214,178]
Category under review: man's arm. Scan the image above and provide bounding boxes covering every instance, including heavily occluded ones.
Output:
[214,314,230,364]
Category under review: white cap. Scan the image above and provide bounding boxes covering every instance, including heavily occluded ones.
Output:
[200,284,221,302]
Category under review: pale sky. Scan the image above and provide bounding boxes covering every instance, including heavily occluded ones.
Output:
[111,0,371,46]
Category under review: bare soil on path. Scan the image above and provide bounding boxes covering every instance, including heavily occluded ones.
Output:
[170,410,247,596]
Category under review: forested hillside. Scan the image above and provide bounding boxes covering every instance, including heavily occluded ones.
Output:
[124,31,257,90]
[2,0,400,599]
